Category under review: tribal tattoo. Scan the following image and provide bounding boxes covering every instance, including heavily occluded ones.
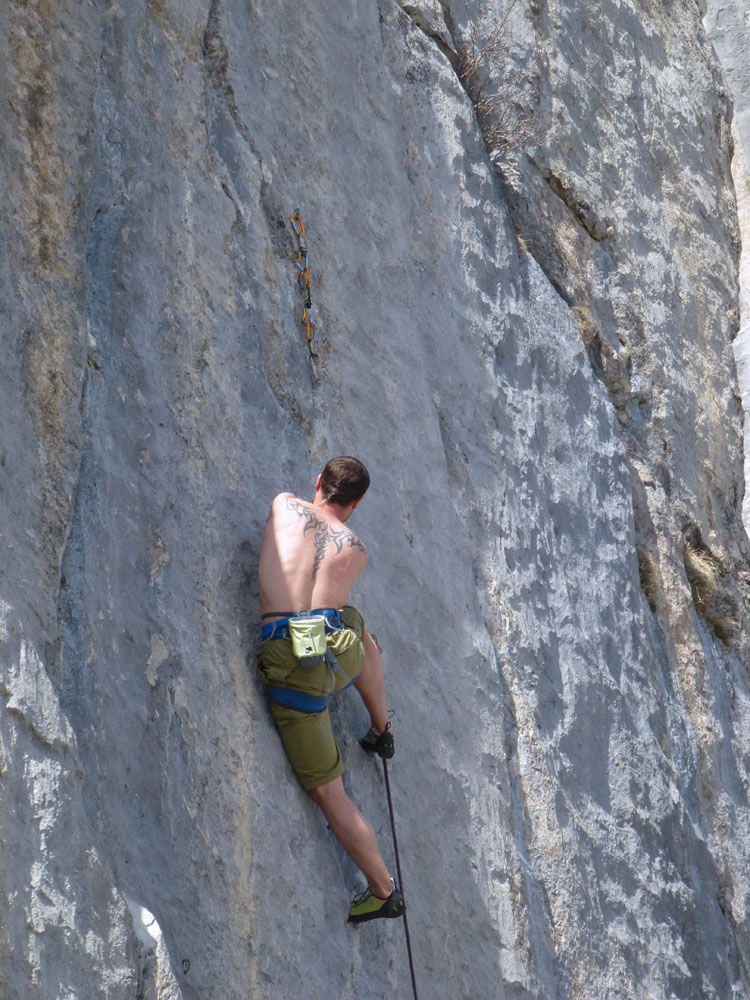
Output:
[285,497,367,582]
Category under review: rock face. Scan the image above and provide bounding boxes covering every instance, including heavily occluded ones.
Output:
[1,1,749,998]
[705,0,750,529]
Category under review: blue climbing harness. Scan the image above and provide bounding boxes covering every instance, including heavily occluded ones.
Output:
[260,607,343,641]
[261,608,357,713]
[264,686,328,713]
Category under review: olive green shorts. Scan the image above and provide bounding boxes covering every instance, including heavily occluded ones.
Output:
[259,605,366,791]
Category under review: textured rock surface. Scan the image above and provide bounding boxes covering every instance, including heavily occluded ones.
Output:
[705,0,750,528]
[1,1,750,998]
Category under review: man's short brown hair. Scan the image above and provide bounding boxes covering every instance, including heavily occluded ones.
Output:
[320,457,370,506]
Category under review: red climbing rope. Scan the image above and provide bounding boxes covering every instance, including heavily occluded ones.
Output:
[383,759,420,1000]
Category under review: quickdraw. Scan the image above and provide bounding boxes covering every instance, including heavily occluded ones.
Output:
[289,211,319,378]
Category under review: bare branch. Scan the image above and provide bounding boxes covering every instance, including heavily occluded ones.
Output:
[456,0,544,159]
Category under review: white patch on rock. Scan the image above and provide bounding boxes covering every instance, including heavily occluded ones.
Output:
[147,634,170,687]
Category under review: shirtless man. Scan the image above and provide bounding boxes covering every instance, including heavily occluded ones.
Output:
[258,456,405,924]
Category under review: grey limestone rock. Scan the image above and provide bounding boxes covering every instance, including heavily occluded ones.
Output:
[705,0,750,529]
[1,1,749,998]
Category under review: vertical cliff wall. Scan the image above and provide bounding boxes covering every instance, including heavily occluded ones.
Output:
[705,0,750,530]
[2,1,749,998]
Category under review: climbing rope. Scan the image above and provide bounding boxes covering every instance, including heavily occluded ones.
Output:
[383,759,420,1000]
[289,211,319,378]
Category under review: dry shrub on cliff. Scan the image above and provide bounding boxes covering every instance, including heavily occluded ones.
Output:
[684,542,720,615]
[684,539,738,646]
[457,0,543,158]
[637,547,659,614]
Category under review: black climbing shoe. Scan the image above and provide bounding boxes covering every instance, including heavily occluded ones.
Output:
[348,884,405,924]
[359,721,394,759]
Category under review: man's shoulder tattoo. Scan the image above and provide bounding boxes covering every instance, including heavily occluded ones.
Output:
[285,497,367,581]
[285,497,325,533]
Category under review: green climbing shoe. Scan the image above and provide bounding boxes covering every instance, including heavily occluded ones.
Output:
[359,721,394,759]
[348,884,405,924]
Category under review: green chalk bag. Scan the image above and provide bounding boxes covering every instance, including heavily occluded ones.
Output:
[288,612,327,667]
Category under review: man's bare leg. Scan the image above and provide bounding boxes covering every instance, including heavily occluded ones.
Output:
[308,776,393,897]
[354,628,389,733]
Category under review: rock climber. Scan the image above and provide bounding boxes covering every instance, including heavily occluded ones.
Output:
[257,456,406,924]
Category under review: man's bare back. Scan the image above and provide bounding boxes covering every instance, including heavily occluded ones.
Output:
[259,491,369,617]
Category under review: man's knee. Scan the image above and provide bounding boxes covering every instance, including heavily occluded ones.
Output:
[308,775,349,811]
